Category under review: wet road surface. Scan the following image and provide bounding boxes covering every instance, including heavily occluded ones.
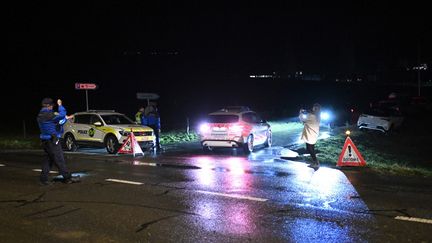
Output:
[1,128,432,242]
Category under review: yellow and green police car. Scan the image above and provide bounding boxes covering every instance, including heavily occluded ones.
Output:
[62,110,155,154]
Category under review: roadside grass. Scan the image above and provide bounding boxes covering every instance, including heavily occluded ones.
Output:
[0,136,40,150]
[313,126,432,177]
[160,131,199,144]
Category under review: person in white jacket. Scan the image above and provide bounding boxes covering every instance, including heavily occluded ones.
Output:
[299,103,321,168]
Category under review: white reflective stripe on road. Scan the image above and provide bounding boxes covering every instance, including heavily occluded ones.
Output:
[0,164,5,167]
[105,178,144,185]
[395,216,432,225]
[32,169,58,174]
[195,190,268,202]
[132,161,157,166]
[64,151,118,156]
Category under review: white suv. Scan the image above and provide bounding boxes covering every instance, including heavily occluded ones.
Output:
[62,110,155,154]
[199,106,272,153]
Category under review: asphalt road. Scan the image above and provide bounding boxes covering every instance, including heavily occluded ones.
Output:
[0,128,431,242]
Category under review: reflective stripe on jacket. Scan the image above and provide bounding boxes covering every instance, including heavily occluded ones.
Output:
[135,111,143,123]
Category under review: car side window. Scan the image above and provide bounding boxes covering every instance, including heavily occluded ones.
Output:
[255,113,263,123]
[242,112,259,123]
[242,113,253,123]
[74,114,91,124]
[90,115,102,125]
[252,113,260,123]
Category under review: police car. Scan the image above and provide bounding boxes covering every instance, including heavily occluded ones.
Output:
[198,106,272,153]
[62,110,155,154]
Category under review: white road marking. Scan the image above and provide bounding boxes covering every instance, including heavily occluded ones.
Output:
[133,161,157,166]
[395,216,432,224]
[105,178,143,185]
[64,151,118,156]
[195,190,268,202]
[32,169,58,174]
[0,164,5,167]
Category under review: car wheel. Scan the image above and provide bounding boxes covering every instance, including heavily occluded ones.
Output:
[243,134,254,154]
[202,146,211,152]
[105,135,120,154]
[264,130,272,147]
[64,133,78,152]
[384,124,394,135]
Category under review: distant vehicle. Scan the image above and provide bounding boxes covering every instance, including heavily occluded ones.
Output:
[198,106,272,153]
[62,110,155,154]
[320,103,362,127]
[357,107,404,133]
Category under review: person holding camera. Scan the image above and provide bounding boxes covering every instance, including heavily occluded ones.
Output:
[299,103,321,169]
[37,98,78,185]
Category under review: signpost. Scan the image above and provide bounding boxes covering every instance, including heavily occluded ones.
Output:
[136,92,159,105]
[75,83,98,111]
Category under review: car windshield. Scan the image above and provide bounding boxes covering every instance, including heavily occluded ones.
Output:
[207,115,239,123]
[101,114,134,125]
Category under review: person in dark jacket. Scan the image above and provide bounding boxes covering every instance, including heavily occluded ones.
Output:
[142,102,161,151]
[37,98,78,185]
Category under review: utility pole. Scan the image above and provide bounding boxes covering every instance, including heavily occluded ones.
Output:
[86,90,89,111]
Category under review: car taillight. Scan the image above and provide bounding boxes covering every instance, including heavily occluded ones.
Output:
[199,123,210,133]
[230,124,243,133]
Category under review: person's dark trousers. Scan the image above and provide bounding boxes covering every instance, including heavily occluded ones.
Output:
[149,125,160,150]
[40,140,71,182]
[306,143,318,163]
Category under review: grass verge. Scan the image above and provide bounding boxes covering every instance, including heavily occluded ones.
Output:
[307,126,432,177]
[160,131,199,144]
[0,136,41,150]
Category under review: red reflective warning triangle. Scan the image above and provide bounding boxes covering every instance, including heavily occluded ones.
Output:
[117,132,144,156]
[337,136,366,167]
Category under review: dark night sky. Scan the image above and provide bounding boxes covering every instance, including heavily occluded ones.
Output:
[4,1,431,77]
[2,1,431,129]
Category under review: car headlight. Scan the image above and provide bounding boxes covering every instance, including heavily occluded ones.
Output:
[119,130,129,136]
[320,111,331,121]
[199,123,210,134]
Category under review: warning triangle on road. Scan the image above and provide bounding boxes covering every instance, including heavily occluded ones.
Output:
[337,136,366,167]
[117,131,144,157]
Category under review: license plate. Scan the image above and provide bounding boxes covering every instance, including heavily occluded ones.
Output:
[211,134,227,140]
